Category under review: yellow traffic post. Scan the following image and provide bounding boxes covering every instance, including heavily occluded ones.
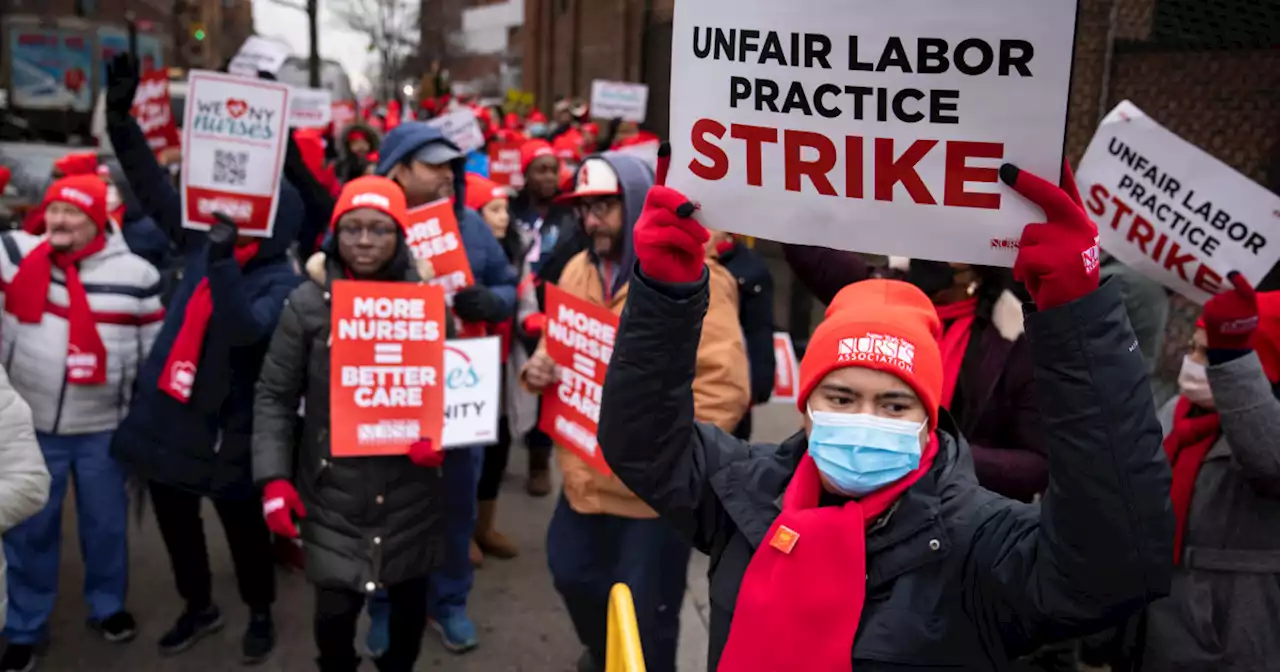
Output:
[606,583,646,672]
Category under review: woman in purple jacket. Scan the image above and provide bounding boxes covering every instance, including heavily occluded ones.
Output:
[783,245,1046,501]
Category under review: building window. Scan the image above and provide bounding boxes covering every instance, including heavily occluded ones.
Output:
[1153,0,1280,48]
[74,0,95,15]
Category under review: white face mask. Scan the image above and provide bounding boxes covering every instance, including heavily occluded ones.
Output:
[1178,355,1215,409]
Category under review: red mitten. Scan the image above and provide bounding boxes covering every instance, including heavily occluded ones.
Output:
[408,438,445,468]
[1201,272,1258,350]
[633,186,709,284]
[522,312,547,337]
[1002,161,1100,310]
[262,480,306,539]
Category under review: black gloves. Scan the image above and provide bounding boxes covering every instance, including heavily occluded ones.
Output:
[105,53,140,122]
[452,286,507,323]
[208,214,238,262]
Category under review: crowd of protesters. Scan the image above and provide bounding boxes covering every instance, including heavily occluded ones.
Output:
[0,46,1274,672]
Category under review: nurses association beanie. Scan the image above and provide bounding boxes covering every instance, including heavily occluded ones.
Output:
[520,139,557,174]
[44,175,108,232]
[465,173,507,211]
[330,176,408,231]
[797,279,945,429]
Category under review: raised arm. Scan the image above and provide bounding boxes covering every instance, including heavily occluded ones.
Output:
[1207,352,1280,496]
[104,54,193,251]
[781,243,872,305]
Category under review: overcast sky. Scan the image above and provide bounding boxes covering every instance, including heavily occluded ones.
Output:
[252,1,373,94]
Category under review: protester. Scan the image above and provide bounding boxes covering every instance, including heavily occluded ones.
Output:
[1139,274,1280,671]
[0,364,50,636]
[334,122,381,184]
[374,122,517,652]
[509,138,584,497]
[520,153,750,672]
[597,154,1173,670]
[253,176,450,672]
[708,232,775,440]
[783,247,1046,501]
[0,176,164,672]
[21,152,99,234]
[103,53,302,663]
[464,173,524,561]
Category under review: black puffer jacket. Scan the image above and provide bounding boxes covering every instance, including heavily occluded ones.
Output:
[599,271,1174,671]
[252,250,448,592]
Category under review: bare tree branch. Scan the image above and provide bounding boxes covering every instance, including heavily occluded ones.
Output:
[262,0,308,14]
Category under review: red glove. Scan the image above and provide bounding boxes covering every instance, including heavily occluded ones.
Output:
[522,312,547,337]
[408,438,444,468]
[1201,272,1258,350]
[633,186,709,284]
[262,480,306,539]
[1002,161,1100,310]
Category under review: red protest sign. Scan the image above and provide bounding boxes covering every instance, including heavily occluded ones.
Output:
[771,332,799,404]
[329,281,446,457]
[538,284,618,475]
[488,141,525,189]
[132,70,179,155]
[405,199,476,301]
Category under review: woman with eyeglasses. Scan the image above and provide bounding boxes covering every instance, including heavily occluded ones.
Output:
[252,176,454,672]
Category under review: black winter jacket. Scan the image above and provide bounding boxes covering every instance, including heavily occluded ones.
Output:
[599,270,1174,671]
[252,251,447,592]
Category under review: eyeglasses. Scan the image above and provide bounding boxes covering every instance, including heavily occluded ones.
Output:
[337,223,399,241]
[576,198,620,220]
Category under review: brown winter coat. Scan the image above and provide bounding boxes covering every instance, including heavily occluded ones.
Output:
[524,252,750,518]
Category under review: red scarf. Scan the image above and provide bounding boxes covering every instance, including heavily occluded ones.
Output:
[158,243,260,402]
[935,298,977,409]
[718,435,940,672]
[6,236,109,385]
[1162,396,1221,565]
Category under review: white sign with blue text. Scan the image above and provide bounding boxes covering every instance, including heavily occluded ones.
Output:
[442,336,501,448]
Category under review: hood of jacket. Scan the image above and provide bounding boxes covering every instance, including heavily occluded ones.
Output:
[580,152,653,297]
[340,121,381,156]
[374,122,471,219]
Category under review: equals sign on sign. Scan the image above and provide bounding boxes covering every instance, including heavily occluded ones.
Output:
[374,343,403,365]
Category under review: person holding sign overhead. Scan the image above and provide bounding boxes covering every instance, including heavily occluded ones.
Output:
[375,122,517,653]
[597,150,1173,671]
[520,152,749,672]
[1139,274,1280,672]
[103,53,305,665]
[252,176,453,672]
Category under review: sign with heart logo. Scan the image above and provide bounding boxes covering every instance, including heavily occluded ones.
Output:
[180,70,291,238]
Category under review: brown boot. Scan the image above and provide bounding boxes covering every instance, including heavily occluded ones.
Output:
[469,538,484,568]
[527,445,552,497]
[474,500,519,559]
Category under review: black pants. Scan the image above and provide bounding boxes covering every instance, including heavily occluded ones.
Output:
[148,480,276,612]
[478,415,512,501]
[314,576,429,672]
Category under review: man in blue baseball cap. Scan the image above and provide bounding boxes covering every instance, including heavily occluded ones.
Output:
[367,122,517,654]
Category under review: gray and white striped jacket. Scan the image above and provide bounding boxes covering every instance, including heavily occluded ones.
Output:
[0,231,164,435]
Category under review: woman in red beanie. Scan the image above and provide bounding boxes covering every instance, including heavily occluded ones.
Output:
[1136,273,1280,671]
[597,152,1174,671]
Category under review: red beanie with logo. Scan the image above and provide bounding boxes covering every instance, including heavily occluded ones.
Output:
[520,139,557,174]
[797,279,944,429]
[330,176,407,230]
[465,173,507,211]
[43,175,108,232]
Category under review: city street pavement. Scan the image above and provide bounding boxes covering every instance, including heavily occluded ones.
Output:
[32,405,801,671]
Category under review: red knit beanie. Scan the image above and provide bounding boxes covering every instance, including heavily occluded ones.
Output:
[520,139,557,174]
[797,279,944,429]
[465,173,507,211]
[43,175,108,232]
[330,176,407,230]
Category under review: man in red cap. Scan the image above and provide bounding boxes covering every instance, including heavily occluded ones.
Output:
[597,154,1174,670]
[0,176,165,672]
[253,176,452,672]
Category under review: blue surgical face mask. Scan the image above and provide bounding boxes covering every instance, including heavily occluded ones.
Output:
[806,408,926,497]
